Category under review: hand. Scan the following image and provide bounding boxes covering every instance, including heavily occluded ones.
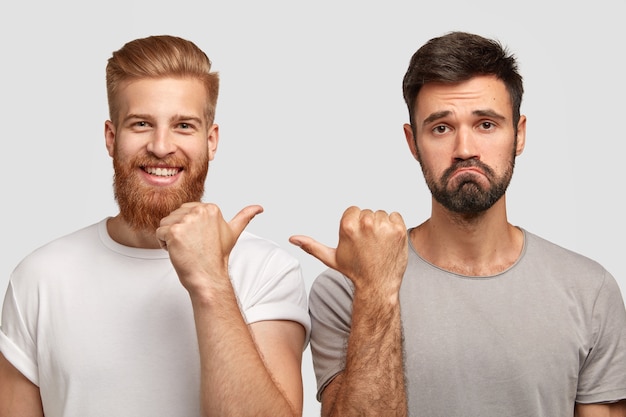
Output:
[290,206,408,296]
[156,202,263,293]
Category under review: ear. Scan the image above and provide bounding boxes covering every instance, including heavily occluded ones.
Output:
[104,120,116,157]
[515,115,527,156]
[207,124,219,161]
[403,123,419,161]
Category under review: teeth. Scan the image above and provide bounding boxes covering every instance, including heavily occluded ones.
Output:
[145,167,179,177]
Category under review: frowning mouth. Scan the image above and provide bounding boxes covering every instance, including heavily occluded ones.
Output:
[443,160,494,183]
[453,167,483,176]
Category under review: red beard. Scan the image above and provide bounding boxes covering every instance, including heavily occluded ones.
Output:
[112,150,209,233]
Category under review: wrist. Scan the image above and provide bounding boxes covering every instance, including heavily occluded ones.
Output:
[353,285,401,308]
[181,270,232,304]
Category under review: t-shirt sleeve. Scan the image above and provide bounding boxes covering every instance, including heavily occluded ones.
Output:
[308,268,354,400]
[0,280,40,385]
[233,241,311,346]
[576,270,626,403]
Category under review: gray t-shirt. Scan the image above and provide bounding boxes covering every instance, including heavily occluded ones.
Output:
[309,229,626,416]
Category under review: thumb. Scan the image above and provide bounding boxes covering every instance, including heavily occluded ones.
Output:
[289,235,337,270]
[229,205,264,238]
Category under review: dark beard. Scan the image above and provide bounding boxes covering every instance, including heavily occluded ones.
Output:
[423,158,514,214]
[112,152,208,233]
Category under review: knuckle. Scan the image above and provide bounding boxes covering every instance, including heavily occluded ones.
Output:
[200,203,220,216]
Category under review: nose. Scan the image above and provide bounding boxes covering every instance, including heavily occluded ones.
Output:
[146,128,176,158]
[453,126,479,162]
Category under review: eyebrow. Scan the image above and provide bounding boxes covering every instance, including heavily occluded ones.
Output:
[422,110,451,127]
[473,109,506,121]
[171,114,204,126]
[123,113,151,124]
[421,109,507,128]
[122,114,204,125]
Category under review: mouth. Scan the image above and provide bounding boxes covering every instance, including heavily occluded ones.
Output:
[141,166,181,177]
[444,165,487,191]
[444,160,491,181]
[452,167,483,178]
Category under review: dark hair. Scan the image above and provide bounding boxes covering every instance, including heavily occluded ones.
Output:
[106,35,219,125]
[402,31,523,132]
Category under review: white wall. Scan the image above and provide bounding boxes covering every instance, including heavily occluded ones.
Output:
[2,2,624,416]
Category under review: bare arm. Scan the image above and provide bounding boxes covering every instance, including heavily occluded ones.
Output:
[0,353,44,417]
[575,401,626,417]
[189,292,305,416]
[251,320,306,412]
[157,203,304,417]
[291,206,408,417]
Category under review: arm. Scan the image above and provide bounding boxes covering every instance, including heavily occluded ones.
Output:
[319,276,405,417]
[575,401,626,417]
[0,353,44,417]
[575,272,626,417]
[290,206,408,417]
[250,320,306,411]
[189,289,305,417]
[157,202,304,417]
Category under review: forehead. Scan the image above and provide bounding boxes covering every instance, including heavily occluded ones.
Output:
[415,75,512,121]
[115,77,207,119]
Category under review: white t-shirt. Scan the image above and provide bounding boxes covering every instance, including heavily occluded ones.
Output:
[0,218,311,417]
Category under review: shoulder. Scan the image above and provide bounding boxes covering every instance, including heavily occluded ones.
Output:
[233,230,286,254]
[229,232,310,333]
[6,221,104,303]
[523,229,607,275]
[11,222,102,277]
[228,232,305,297]
[521,229,619,299]
[231,231,300,270]
[27,221,100,256]
[309,268,354,311]
[311,268,353,292]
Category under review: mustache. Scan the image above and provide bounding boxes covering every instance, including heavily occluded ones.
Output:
[441,159,495,182]
[132,155,187,169]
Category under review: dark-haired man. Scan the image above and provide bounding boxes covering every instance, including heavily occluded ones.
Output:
[291,31,626,416]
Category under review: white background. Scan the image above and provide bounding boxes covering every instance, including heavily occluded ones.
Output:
[1,1,625,416]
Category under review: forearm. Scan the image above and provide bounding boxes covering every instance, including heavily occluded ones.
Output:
[326,290,407,417]
[189,280,299,417]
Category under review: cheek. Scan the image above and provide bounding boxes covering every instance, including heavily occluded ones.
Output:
[418,146,448,171]
[182,141,210,161]
[418,155,445,180]
[490,145,516,169]
[112,141,142,162]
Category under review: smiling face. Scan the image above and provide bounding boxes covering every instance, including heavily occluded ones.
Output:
[404,75,526,215]
[105,77,219,232]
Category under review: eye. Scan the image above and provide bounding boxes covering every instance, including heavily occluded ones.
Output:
[130,120,151,131]
[433,125,450,135]
[479,121,495,130]
[176,121,199,132]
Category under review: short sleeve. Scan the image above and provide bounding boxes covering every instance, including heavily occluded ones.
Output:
[240,248,311,345]
[0,280,40,385]
[228,233,311,347]
[308,268,354,400]
[576,271,626,403]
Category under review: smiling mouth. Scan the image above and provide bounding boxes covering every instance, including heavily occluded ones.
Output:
[142,166,180,177]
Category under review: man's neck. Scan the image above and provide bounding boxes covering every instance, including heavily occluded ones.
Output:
[410,198,523,276]
[106,215,162,249]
